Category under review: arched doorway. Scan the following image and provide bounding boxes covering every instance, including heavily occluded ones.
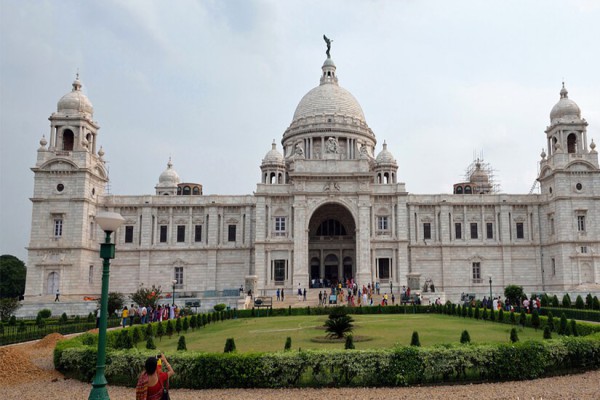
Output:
[47,272,59,295]
[308,202,356,287]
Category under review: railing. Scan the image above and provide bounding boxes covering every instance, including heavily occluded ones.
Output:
[203,289,242,298]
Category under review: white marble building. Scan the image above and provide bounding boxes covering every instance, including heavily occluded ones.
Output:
[25,53,599,303]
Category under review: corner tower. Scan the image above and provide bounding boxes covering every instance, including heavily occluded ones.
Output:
[25,76,109,298]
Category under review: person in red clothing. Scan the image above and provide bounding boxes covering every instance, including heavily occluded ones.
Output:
[136,353,175,400]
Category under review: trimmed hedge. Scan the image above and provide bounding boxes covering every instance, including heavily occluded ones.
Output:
[54,333,600,388]
[539,307,600,323]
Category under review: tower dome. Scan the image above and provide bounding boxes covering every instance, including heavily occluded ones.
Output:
[375,142,396,165]
[57,75,94,117]
[262,140,285,165]
[156,158,180,195]
[550,83,581,124]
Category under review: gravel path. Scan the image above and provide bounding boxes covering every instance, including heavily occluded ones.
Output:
[2,336,599,400]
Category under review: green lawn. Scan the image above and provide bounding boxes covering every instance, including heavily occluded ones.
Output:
[139,314,544,353]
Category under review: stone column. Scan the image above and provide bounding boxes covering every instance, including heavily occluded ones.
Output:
[292,197,308,287]
[355,195,371,286]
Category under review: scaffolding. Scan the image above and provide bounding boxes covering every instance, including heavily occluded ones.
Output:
[462,154,501,194]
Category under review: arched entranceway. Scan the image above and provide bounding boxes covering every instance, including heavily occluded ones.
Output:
[308,202,356,288]
[47,271,59,295]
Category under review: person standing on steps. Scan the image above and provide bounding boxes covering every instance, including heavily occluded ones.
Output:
[281,288,285,301]
[54,288,60,302]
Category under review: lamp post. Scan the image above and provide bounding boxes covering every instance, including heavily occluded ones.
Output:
[172,279,177,306]
[89,211,124,400]
[488,275,493,306]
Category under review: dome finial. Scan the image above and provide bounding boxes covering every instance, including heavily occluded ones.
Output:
[167,156,173,168]
[72,71,82,92]
[560,81,568,99]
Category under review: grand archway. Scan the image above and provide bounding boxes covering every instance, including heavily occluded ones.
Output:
[308,203,356,288]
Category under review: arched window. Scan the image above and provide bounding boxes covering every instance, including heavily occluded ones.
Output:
[269,172,276,184]
[62,129,74,151]
[464,185,472,194]
[316,219,347,236]
[278,173,283,184]
[455,186,463,194]
[192,187,200,195]
[263,173,268,184]
[177,187,182,195]
[183,186,191,195]
[567,133,577,153]
[383,172,389,184]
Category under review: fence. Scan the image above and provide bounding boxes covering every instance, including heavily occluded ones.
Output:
[0,317,121,346]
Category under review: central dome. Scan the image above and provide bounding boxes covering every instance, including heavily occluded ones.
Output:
[292,83,366,122]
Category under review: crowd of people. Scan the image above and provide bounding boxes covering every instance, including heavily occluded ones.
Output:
[119,303,181,328]
[461,292,543,313]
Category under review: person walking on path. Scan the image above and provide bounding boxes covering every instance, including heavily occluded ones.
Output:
[122,306,129,328]
[303,287,307,301]
[276,288,280,301]
[281,288,285,301]
[54,289,60,302]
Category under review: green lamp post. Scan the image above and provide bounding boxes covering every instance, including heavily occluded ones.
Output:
[172,279,177,306]
[89,211,124,400]
[488,275,493,307]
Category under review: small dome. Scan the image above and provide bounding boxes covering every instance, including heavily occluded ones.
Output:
[262,141,285,164]
[375,142,396,164]
[470,161,489,184]
[550,83,581,123]
[57,75,94,116]
[157,159,180,188]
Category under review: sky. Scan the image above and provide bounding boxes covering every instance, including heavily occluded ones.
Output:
[1,0,599,262]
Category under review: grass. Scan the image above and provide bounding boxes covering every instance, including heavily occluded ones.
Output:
[138,314,544,353]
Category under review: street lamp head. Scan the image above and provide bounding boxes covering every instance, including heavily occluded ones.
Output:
[96,211,125,233]
[172,279,178,285]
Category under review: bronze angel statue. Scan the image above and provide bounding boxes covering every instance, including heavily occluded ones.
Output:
[323,35,333,58]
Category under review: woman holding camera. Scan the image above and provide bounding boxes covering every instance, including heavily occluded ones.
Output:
[136,353,175,400]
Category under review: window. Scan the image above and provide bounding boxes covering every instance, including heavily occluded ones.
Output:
[455,223,462,239]
[486,222,494,239]
[88,265,94,284]
[62,129,74,151]
[159,225,168,243]
[423,223,431,240]
[577,215,586,232]
[174,267,183,288]
[377,216,389,231]
[581,246,588,254]
[274,260,286,282]
[194,225,202,242]
[516,222,524,239]
[89,221,95,240]
[54,218,63,238]
[550,217,555,235]
[472,262,481,282]
[274,217,286,236]
[125,226,134,243]
[317,219,347,236]
[378,258,391,280]
[228,224,236,242]
[470,223,478,239]
[176,225,185,242]
[551,258,556,276]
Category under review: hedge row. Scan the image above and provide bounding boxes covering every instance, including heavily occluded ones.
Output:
[538,307,600,323]
[54,334,600,388]
[237,304,428,318]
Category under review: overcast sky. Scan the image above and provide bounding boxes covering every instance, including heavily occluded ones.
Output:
[1,0,599,262]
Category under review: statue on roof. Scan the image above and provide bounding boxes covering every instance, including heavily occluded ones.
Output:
[323,35,333,58]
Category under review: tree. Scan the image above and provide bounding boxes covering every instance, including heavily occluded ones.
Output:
[562,293,571,308]
[593,296,600,311]
[519,310,527,328]
[510,311,516,325]
[531,310,540,331]
[541,293,549,307]
[543,326,552,340]
[570,319,578,337]
[284,337,292,351]
[224,338,236,353]
[461,304,467,318]
[146,336,156,350]
[0,255,26,298]
[482,308,488,321]
[132,326,142,344]
[324,308,354,339]
[474,306,480,320]
[0,298,21,321]
[177,335,187,351]
[130,283,163,308]
[182,317,189,333]
[510,328,519,343]
[504,285,524,307]
[98,292,125,316]
[59,312,68,324]
[551,295,559,307]
[585,293,593,309]
[145,323,154,339]
[345,335,355,349]
[489,309,495,322]
[156,322,165,341]
[36,313,46,328]
[575,295,585,309]
[460,330,471,344]
[189,315,197,330]
[410,331,421,347]
[175,317,182,335]
[498,308,504,323]
[547,311,555,332]
[166,320,174,338]
[558,313,568,335]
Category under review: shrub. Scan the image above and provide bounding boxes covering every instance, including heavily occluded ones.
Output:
[594,296,600,311]
[461,304,467,318]
[460,330,471,344]
[145,323,154,339]
[531,310,540,331]
[345,335,355,350]
[510,328,519,343]
[410,331,420,347]
[36,313,46,328]
[166,320,174,338]
[585,293,593,309]
[224,338,236,353]
[100,292,126,315]
[558,313,568,335]
[38,309,52,319]
[177,335,187,351]
[189,315,197,330]
[541,293,549,307]
[9,315,16,326]
[175,318,182,335]
[207,314,212,324]
[519,310,527,328]
[87,312,94,323]
[146,336,156,350]
[562,293,571,308]
[552,295,560,307]
[132,326,142,344]
[214,303,226,312]
[468,306,473,318]
[498,308,504,323]
[543,326,552,340]
[489,309,496,322]
[18,320,25,332]
[59,312,68,324]
[510,311,516,325]
[183,317,189,333]
[0,298,21,321]
[325,308,354,339]
[116,329,133,349]
[570,319,578,337]
[284,337,292,351]
[74,315,81,323]
[156,322,165,341]
[482,308,488,321]
[202,314,207,327]
[474,306,480,319]
[575,295,585,309]
[547,311,555,332]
